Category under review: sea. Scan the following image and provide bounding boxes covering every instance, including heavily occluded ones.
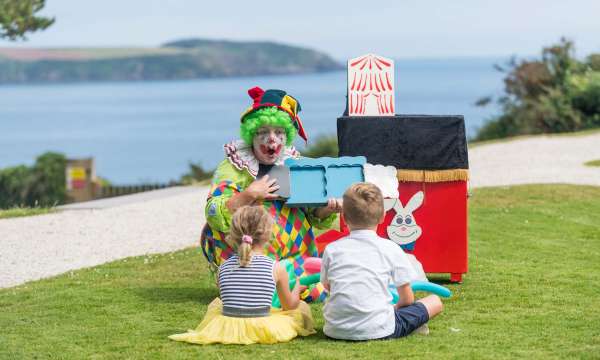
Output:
[0,57,506,184]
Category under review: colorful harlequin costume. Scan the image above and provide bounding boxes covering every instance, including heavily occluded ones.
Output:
[200,87,336,303]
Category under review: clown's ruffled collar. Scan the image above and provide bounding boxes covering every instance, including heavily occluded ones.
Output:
[224,139,300,178]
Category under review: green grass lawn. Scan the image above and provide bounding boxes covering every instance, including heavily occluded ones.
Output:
[1,185,599,359]
[0,207,54,219]
[584,159,600,167]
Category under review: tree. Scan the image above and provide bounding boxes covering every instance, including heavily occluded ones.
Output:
[475,38,600,141]
[0,0,54,40]
[0,152,66,208]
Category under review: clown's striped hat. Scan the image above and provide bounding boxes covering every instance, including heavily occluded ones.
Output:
[240,86,308,142]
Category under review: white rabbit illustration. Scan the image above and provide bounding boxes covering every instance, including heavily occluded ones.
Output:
[383,191,424,249]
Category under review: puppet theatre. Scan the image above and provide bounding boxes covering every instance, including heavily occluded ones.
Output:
[317,54,469,282]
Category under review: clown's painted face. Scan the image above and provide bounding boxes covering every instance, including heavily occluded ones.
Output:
[253,125,287,165]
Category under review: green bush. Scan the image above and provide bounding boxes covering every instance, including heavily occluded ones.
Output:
[0,165,31,208]
[587,54,600,71]
[179,162,213,185]
[0,152,66,209]
[473,113,516,141]
[475,39,600,141]
[301,135,339,158]
[571,71,600,127]
[29,152,66,206]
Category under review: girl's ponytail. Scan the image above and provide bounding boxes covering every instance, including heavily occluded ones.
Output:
[227,206,273,267]
[238,235,253,267]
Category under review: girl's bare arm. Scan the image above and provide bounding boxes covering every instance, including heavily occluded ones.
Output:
[274,263,301,310]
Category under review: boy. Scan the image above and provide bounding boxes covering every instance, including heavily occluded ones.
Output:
[320,183,443,340]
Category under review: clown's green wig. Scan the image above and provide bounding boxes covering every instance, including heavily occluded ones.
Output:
[240,107,297,146]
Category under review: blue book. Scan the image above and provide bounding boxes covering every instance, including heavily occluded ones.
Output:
[284,156,366,207]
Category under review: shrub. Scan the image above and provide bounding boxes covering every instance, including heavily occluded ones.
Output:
[301,135,339,158]
[0,165,31,208]
[180,162,213,185]
[570,71,600,128]
[474,38,600,141]
[0,152,66,208]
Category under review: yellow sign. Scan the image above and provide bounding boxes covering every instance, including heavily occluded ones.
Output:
[69,167,86,180]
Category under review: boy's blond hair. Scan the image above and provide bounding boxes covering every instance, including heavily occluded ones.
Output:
[342,182,384,229]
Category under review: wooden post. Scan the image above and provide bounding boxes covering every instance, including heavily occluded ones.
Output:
[65,158,97,203]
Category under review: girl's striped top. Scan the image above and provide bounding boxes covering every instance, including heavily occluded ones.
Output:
[218,254,276,312]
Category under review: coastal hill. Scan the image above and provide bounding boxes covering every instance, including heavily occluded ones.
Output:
[0,38,343,83]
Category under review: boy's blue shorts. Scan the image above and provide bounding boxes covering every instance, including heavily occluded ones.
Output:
[383,302,429,339]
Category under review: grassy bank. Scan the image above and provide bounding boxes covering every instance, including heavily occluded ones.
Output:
[468,127,600,148]
[1,184,599,359]
[584,159,600,167]
[0,207,54,219]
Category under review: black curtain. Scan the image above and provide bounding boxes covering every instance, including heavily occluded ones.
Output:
[337,115,469,170]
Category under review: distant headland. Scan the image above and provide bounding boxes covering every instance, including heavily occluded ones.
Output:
[0,38,343,84]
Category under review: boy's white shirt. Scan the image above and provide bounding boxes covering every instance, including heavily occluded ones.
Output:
[321,229,418,340]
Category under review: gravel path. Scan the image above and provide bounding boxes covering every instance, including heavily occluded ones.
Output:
[1,132,599,288]
[0,186,208,288]
[468,132,600,188]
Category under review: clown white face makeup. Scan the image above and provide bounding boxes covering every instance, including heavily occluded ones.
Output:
[253,125,287,165]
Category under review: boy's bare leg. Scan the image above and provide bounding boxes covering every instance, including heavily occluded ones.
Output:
[416,295,443,319]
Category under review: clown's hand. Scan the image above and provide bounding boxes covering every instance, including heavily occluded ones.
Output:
[314,198,343,218]
[246,175,280,201]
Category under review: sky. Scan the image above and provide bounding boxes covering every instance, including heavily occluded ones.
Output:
[1,0,599,60]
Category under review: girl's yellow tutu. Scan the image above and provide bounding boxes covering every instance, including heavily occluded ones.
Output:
[169,298,316,345]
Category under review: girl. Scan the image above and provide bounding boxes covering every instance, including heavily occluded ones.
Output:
[169,205,315,345]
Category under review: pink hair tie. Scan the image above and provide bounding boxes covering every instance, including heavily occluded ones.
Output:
[241,235,253,245]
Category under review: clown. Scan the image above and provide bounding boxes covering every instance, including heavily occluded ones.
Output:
[201,86,341,302]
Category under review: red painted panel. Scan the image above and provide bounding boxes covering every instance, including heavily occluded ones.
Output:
[377,181,468,278]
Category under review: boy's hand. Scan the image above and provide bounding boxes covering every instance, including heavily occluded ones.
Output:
[314,198,343,218]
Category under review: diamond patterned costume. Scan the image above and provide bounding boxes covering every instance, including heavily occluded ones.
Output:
[201,140,335,303]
